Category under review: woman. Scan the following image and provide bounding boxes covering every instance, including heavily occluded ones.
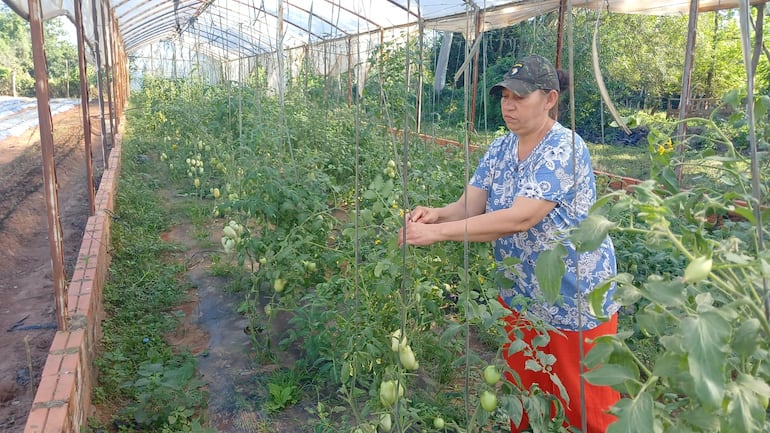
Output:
[399,55,620,432]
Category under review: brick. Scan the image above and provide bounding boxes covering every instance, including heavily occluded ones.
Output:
[65,330,84,351]
[49,332,69,353]
[23,407,48,432]
[43,405,67,433]
[66,293,79,316]
[32,375,57,404]
[69,268,86,283]
[77,280,93,296]
[52,372,75,402]
[82,268,96,282]
[69,295,89,316]
[59,353,79,374]
[39,354,64,379]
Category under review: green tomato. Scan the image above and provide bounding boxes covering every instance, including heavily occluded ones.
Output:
[390,329,405,352]
[483,365,501,385]
[433,417,445,429]
[223,226,238,239]
[379,413,392,432]
[480,390,498,412]
[684,256,712,283]
[379,380,405,408]
[273,278,287,293]
[379,380,396,407]
[399,344,419,371]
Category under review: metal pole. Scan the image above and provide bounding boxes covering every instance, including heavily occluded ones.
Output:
[28,0,68,330]
[92,0,109,168]
[347,37,352,107]
[65,59,69,98]
[675,0,699,183]
[100,0,116,146]
[110,13,122,129]
[469,11,481,133]
[74,0,96,215]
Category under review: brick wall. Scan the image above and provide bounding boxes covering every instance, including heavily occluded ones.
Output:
[23,136,122,433]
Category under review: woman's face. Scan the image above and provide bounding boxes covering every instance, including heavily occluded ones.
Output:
[500,87,557,135]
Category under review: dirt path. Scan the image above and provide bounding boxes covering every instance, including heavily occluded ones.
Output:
[0,102,103,432]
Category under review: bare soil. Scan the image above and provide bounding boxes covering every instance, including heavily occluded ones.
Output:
[0,103,103,432]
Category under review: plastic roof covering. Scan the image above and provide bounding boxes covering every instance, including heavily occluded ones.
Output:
[3,0,769,62]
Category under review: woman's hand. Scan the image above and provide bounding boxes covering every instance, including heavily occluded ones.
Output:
[407,206,441,224]
[398,206,443,247]
[398,219,442,247]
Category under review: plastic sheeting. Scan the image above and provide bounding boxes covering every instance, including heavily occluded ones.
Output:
[5,0,768,60]
[2,0,99,45]
[5,0,769,90]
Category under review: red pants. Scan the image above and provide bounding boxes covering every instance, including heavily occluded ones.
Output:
[501,306,619,433]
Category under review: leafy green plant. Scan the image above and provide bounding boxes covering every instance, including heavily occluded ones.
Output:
[553,93,770,432]
[265,368,303,413]
[121,356,208,429]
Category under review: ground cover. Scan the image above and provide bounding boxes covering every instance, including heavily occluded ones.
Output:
[92,77,769,433]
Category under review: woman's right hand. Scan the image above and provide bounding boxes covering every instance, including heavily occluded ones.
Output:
[408,206,440,224]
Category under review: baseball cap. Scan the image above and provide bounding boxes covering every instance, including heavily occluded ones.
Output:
[490,54,559,97]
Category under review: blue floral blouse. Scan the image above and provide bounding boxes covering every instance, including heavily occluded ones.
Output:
[469,122,620,330]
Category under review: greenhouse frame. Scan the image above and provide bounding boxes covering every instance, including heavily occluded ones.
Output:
[1,0,769,432]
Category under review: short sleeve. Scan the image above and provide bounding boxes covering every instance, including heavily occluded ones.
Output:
[469,135,506,191]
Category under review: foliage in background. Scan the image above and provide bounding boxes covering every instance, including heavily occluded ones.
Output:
[423,9,768,144]
[0,4,81,97]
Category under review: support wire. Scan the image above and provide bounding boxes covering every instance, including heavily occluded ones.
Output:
[737,0,769,323]
[567,1,588,431]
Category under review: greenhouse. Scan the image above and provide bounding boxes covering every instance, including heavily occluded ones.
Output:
[0,0,768,432]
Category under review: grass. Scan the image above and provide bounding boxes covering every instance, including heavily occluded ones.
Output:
[89,139,211,432]
[589,143,651,180]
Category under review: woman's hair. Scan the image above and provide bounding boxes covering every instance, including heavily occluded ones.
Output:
[555,69,570,93]
[550,69,571,120]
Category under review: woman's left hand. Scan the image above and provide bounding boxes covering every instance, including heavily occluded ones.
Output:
[397,220,442,247]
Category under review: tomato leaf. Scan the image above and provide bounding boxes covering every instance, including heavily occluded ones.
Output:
[607,394,658,433]
[582,336,615,369]
[500,394,524,428]
[681,311,730,410]
[732,318,761,357]
[754,94,770,118]
[583,364,637,386]
[571,214,616,253]
[639,277,686,308]
[722,381,766,433]
[586,278,612,321]
[609,273,640,306]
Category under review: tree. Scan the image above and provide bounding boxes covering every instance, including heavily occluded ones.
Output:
[0,4,33,94]
[0,4,78,97]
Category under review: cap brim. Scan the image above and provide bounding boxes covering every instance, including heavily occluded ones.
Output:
[489,79,538,97]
